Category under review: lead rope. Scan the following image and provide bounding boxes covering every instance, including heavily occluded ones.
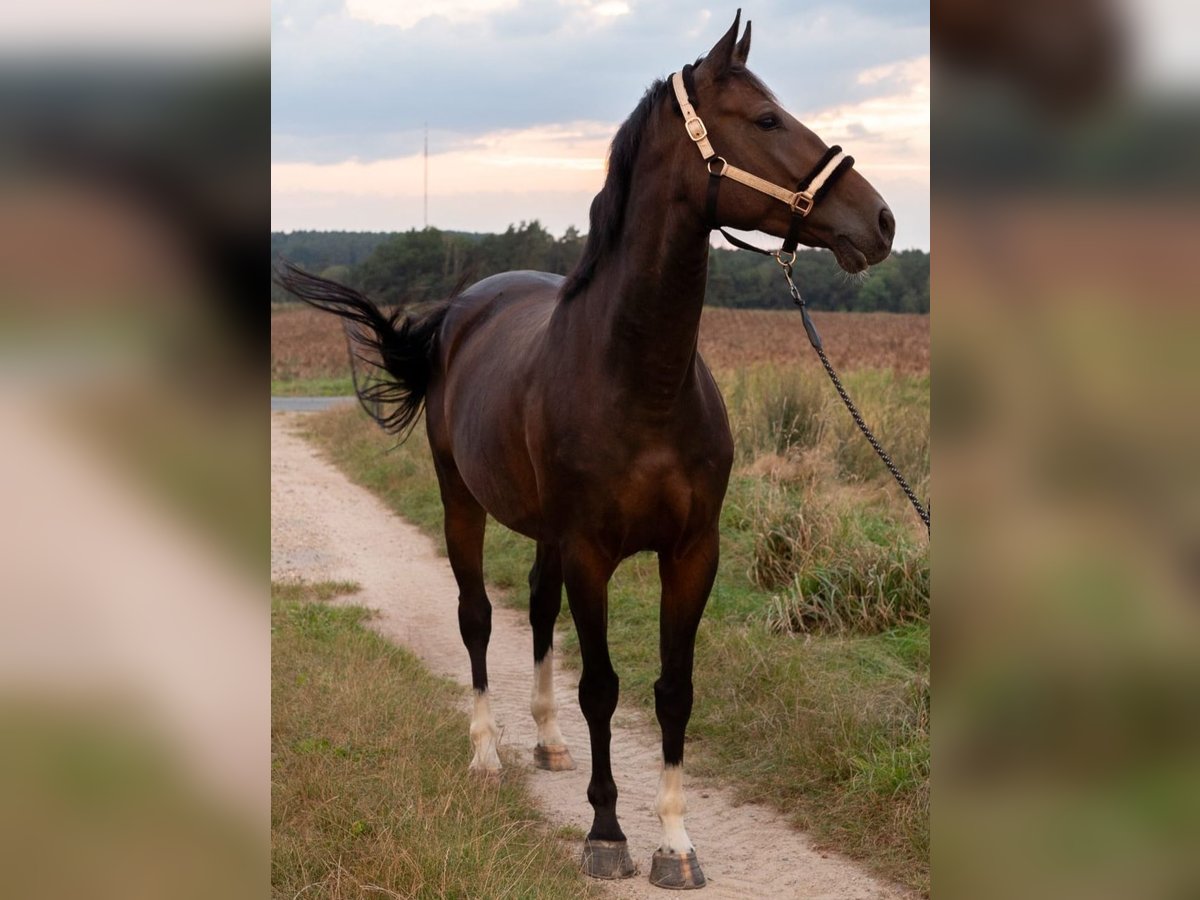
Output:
[779,261,931,534]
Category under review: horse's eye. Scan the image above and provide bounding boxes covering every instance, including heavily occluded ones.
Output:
[755,114,780,131]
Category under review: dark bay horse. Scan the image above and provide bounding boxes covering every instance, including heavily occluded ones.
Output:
[279,11,893,889]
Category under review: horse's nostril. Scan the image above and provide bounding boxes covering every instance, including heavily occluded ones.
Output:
[878,206,896,242]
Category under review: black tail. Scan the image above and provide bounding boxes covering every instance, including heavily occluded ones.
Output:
[274,261,449,438]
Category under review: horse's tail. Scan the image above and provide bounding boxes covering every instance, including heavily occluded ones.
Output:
[274,262,449,437]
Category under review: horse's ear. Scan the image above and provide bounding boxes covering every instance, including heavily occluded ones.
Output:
[734,19,751,65]
[700,9,741,80]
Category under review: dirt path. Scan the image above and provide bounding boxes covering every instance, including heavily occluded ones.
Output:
[271,412,911,899]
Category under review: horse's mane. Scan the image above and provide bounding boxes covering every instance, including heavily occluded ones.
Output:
[559,77,669,301]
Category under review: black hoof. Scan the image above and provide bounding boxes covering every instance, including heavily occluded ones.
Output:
[649,848,707,890]
[581,839,638,879]
[533,744,576,771]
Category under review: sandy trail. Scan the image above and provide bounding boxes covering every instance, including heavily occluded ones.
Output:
[271,412,911,899]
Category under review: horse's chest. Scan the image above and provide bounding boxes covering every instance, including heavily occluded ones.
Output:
[611,446,724,546]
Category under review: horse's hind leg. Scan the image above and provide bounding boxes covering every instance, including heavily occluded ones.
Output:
[650,528,719,890]
[434,456,500,772]
[528,542,575,770]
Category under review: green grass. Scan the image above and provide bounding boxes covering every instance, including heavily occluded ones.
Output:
[271,375,356,397]
[272,579,597,900]
[298,363,929,894]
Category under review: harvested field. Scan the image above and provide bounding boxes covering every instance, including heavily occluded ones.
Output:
[271,304,353,384]
[271,304,929,385]
[699,307,928,373]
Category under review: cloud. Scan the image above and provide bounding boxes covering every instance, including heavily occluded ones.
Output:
[807,56,930,172]
[271,0,929,247]
[273,121,610,198]
[272,1,927,159]
[345,0,519,30]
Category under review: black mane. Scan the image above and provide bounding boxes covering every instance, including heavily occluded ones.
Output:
[560,78,669,300]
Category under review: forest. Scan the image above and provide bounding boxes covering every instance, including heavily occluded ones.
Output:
[271,222,929,313]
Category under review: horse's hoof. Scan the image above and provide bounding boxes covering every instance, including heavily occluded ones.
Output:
[581,839,638,879]
[533,744,576,771]
[649,849,707,890]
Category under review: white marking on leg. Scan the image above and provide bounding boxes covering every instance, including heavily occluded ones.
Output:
[656,764,694,853]
[469,689,502,772]
[531,653,566,748]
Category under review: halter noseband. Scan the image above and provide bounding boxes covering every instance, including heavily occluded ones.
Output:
[671,65,854,262]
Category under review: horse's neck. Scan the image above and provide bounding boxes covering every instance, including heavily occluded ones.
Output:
[583,186,711,413]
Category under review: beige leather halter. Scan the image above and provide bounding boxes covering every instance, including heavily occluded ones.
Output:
[670,68,850,223]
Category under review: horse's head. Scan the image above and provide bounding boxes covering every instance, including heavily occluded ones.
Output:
[676,12,894,273]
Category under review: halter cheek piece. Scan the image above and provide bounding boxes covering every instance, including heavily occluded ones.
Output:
[671,64,855,264]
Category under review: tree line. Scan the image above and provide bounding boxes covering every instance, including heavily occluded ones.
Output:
[272,222,928,313]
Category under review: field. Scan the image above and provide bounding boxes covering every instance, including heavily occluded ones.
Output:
[271,304,929,394]
[273,300,930,892]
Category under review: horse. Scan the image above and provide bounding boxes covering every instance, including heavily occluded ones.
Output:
[278,11,893,889]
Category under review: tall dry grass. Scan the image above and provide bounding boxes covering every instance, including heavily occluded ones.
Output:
[720,364,929,636]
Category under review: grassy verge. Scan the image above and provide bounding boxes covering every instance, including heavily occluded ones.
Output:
[298,363,929,894]
[271,376,356,397]
[272,579,597,899]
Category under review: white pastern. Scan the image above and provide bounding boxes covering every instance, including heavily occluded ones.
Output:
[530,654,566,748]
[469,690,502,772]
[656,764,694,853]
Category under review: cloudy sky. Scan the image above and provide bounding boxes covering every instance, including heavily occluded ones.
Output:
[272,1,930,250]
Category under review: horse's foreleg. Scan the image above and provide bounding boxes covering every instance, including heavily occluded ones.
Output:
[650,529,719,890]
[562,540,636,880]
[528,542,574,770]
[436,459,500,773]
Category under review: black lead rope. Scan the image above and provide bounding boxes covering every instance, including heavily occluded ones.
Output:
[723,229,931,534]
[778,262,931,534]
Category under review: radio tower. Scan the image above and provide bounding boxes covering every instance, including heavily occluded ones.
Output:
[423,122,429,229]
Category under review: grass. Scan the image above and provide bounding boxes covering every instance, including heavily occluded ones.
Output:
[271,375,356,397]
[298,362,930,894]
[272,579,597,900]
[764,545,930,635]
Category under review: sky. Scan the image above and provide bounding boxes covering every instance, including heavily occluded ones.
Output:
[272,1,931,250]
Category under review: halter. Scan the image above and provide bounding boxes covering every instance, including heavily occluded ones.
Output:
[670,65,855,264]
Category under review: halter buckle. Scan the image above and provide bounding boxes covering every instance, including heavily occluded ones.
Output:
[685,115,708,142]
[790,191,815,216]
